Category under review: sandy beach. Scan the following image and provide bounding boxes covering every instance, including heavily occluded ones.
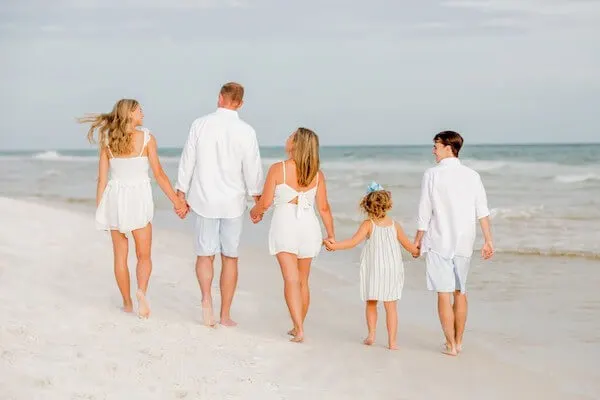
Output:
[0,196,597,399]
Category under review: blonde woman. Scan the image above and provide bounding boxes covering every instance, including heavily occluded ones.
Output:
[79,99,187,318]
[250,128,335,343]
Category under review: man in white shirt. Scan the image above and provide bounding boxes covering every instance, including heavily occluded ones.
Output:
[176,82,263,327]
[414,131,494,356]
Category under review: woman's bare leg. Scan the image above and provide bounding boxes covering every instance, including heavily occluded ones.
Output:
[110,230,132,312]
[276,252,304,343]
[132,223,152,318]
[287,257,312,336]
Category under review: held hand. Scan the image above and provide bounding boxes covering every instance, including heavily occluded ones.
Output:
[411,247,421,258]
[249,206,263,224]
[481,241,494,260]
[323,237,336,251]
[174,197,189,219]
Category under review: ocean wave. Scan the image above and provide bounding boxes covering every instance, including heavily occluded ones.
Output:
[31,151,96,162]
[490,205,544,220]
[497,248,600,260]
[555,173,600,184]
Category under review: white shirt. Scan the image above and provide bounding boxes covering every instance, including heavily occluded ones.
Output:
[417,157,490,258]
[176,108,263,219]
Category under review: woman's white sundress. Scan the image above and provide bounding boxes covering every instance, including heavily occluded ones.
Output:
[360,220,405,301]
[95,128,154,233]
[268,161,322,259]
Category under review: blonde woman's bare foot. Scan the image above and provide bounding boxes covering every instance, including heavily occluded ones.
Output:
[219,318,237,327]
[287,328,297,336]
[443,342,463,353]
[202,306,216,327]
[122,300,134,313]
[388,343,399,350]
[290,334,304,343]
[135,290,150,319]
[363,337,375,346]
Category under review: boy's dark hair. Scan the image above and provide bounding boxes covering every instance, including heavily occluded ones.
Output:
[434,131,463,157]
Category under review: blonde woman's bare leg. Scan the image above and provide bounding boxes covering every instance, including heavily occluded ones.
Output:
[110,230,132,312]
[132,223,153,318]
[276,252,304,343]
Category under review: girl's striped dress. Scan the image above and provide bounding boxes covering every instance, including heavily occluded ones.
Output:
[359,220,405,301]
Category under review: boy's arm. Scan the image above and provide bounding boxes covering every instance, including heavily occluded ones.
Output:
[415,171,433,248]
[475,175,494,259]
[325,221,370,251]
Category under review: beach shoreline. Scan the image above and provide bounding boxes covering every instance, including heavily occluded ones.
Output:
[0,196,598,399]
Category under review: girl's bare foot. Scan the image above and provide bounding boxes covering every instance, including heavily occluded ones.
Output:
[363,337,375,346]
[443,342,463,353]
[388,343,399,350]
[442,345,458,356]
[202,306,216,328]
[135,290,150,319]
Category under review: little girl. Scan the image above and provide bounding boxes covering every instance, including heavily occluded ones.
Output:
[324,182,419,350]
[79,99,187,318]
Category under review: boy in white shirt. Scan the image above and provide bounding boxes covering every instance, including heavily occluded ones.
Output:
[415,131,494,356]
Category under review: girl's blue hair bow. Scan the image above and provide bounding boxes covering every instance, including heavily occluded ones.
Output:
[366,181,384,194]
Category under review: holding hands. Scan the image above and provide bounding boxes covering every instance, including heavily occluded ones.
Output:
[174,190,189,219]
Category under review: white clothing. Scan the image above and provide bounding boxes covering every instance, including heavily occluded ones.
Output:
[193,213,244,257]
[360,220,404,301]
[417,157,490,258]
[96,128,153,233]
[425,251,471,293]
[176,108,263,219]
[268,162,322,259]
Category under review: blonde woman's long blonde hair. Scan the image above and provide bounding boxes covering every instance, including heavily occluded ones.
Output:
[291,127,320,187]
[78,99,139,156]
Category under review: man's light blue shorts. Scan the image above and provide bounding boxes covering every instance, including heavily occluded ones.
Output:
[194,213,244,258]
[425,251,471,294]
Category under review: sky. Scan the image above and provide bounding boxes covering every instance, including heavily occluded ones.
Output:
[0,0,599,150]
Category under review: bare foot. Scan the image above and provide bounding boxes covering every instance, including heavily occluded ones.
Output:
[219,318,238,327]
[363,337,375,346]
[388,343,399,350]
[442,345,458,356]
[135,290,150,319]
[443,342,463,353]
[290,334,304,343]
[122,301,134,313]
[287,328,296,336]
[202,306,216,327]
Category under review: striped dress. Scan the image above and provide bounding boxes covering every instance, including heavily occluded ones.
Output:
[359,220,405,301]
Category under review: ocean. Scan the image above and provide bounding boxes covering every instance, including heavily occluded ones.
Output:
[1,143,599,396]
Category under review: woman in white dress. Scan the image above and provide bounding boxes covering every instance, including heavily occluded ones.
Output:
[250,128,334,343]
[79,99,187,318]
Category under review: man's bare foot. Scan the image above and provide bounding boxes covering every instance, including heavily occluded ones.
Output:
[442,345,458,356]
[219,318,237,327]
[388,343,399,350]
[135,290,150,319]
[202,306,216,327]
[287,328,296,336]
[363,337,375,346]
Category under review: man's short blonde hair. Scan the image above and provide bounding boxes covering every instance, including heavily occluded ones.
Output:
[220,82,244,105]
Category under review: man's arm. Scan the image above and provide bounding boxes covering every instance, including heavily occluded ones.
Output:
[175,121,198,197]
[242,128,264,200]
[414,171,433,248]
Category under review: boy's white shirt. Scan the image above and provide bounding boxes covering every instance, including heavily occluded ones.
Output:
[417,157,490,258]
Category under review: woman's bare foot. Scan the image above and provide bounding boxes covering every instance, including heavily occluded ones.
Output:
[388,343,399,350]
[202,306,216,327]
[363,336,375,346]
[122,299,134,313]
[290,333,304,343]
[135,290,150,319]
[287,328,297,336]
[442,344,458,356]
[219,318,238,327]
[443,342,463,353]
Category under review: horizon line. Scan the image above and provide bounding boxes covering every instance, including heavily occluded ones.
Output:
[0,141,599,152]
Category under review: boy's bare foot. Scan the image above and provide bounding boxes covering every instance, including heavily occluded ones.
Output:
[388,343,399,350]
[219,318,237,327]
[202,306,216,327]
[135,290,150,319]
[363,337,375,346]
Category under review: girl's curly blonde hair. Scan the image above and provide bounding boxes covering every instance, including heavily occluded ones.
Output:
[360,190,393,220]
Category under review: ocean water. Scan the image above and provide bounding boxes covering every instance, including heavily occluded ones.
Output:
[1,144,599,258]
[1,144,600,397]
